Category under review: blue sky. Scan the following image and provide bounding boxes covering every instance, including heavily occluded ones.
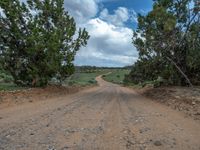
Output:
[64,0,154,67]
[16,0,154,67]
[101,0,153,29]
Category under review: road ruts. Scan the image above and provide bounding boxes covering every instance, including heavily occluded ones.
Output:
[0,76,200,150]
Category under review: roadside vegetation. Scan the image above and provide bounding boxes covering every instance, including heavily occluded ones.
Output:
[125,0,200,87]
[65,69,108,86]
[102,69,130,85]
[1,65,131,91]
[65,66,131,87]
[0,68,26,91]
[0,83,26,91]
[0,66,107,91]
[0,0,89,87]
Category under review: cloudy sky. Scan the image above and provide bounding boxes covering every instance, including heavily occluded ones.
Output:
[13,0,153,67]
[64,0,153,67]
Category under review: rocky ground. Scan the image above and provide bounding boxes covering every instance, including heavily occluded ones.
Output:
[137,86,200,121]
[0,77,200,150]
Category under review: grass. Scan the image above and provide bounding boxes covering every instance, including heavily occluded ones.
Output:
[0,69,130,91]
[0,82,27,91]
[65,70,108,86]
[0,70,108,91]
[102,69,130,85]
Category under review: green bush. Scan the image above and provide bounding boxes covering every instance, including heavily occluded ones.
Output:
[0,73,13,83]
[88,80,97,84]
[68,80,76,86]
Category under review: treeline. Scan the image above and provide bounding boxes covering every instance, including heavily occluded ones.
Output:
[125,0,200,86]
[75,66,128,73]
[0,0,89,87]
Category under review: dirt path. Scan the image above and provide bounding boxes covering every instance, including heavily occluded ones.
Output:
[0,76,200,150]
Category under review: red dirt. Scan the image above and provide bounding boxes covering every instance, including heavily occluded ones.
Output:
[137,86,200,121]
[0,76,199,150]
[0,85,86,109]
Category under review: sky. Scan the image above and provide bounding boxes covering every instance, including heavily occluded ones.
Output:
[64,0,154,67]
[9,0,153,67]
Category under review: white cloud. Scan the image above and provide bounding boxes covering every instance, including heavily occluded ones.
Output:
[100,7,129,26]
[75,18,138,67]
[129,9,138,23]
[64,0,98,24]
[4,0,138,67]
[63,1,138,67]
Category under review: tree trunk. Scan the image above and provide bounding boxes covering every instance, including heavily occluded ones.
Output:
[166,56,193,87]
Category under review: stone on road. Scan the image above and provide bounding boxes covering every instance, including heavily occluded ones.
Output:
[0,76,200,150]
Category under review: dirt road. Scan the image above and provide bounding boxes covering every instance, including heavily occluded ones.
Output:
[0,76,200,150]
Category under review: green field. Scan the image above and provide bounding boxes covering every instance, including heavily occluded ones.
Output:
[0,69,130,91]
[102,69,130,85]
[65,70,108,86]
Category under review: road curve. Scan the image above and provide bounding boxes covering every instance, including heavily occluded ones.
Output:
[0,76,200,150]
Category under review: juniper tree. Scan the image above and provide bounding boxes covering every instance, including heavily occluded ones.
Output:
[0,0,89,86]
[126,0,200,86]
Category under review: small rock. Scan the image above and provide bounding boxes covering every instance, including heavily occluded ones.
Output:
[192,101,196,105]
[185,108,189,111]
[30,133,34,135]
[6,134,11,138]
[0,117,3,119]
[175,96,181,99]
[124,130,128,134]
[140,127,150,133]
[48,146,56,150]
[139,146,146,150]
[61,146,69,150]
[195,112,200,115]
[154,141,162,146]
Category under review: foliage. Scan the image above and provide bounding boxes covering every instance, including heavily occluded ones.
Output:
[0,0,89,87]
[103,69,130,84]
[0,72,13,83]
[0,83,27,91]
[65,70,108,86]
[0,66,13,83]
[126,0,200,86]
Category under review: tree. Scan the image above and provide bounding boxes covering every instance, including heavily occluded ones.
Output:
[0,0,89,87]
[126,0,200,86]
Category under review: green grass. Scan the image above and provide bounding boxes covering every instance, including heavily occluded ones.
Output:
[0,82,27,91]
[0,69,130,91]
[102,69,130,85]
[65,70,108,86]
[0,70,109,91]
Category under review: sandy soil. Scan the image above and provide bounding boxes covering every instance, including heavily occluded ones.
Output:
[0,76,200,150]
